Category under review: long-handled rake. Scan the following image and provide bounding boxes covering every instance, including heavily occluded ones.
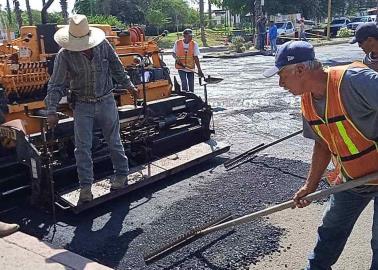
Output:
[144,171,378,264]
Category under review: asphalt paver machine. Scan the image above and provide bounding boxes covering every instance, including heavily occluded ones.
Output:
[0,7,229,213]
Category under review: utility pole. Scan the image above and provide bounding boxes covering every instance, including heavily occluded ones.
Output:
[326,0,332,40]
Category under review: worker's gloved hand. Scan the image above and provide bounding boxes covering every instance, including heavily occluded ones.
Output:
[47,114,59,129]
[292,182,318,209]
[129,86,138,101]
[175,60,184,67]
[198,69,204,78]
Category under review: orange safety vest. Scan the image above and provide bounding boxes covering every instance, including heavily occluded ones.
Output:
[175,40,195,70]
[301,62,378,185]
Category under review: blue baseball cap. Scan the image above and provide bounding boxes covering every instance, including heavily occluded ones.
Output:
[263,41,315,77]
[349,22,378,44]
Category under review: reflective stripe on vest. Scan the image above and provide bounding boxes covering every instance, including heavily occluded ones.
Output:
[301,61,378,185]
[175,40,195,70]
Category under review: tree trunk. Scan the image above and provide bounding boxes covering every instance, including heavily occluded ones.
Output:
[60,0,69,23]
[6,0,12,28]
[25,0,33,25]
[249,0,255,36]
[199,0,208,46]
[101,0,111,15]
[13,0,23,29]
[208,0,212,28]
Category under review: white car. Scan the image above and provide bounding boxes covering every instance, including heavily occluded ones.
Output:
[275,21,295,37]
[347,16,376,31]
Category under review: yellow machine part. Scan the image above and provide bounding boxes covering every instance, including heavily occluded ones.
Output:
[119,80,172,106]
[0,24,172,134]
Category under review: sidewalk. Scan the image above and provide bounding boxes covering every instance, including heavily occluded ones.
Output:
[0,232,112,270]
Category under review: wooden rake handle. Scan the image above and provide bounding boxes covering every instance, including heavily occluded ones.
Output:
[200,172,378,235]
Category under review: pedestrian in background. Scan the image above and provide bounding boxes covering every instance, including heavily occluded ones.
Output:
[350,22,378,71]
[299,19,307,41]
[257,16,267,51]
[172,28,204,92]
[264,41,378,270]
[268,21,278,55]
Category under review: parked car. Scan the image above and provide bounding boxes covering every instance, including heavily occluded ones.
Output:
[275,21,295,37]
[324,17,351,37]
[347,15,376,31]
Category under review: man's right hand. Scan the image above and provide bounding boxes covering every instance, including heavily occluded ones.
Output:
[47,114,59,129]
[292,182,318,209]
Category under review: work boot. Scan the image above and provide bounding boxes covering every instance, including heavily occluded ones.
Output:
[0,221,19,237]
[111,175,128,190]
[78,185,93,204]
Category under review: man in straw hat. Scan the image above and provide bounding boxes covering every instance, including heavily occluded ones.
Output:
[45,14,138,204]
[263,40,378,269]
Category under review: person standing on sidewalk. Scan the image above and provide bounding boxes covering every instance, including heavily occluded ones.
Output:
[350,22,378,71]
[257,16,267,51]
[263,41,378,270]
[172,28,204,92]
[268,21,278,55]
[45,14,138,204]
[299,19,307,41]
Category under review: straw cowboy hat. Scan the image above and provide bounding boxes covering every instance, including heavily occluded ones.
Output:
[54,14,105,51]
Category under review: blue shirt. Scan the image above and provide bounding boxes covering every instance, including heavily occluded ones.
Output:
[269,25,277,40]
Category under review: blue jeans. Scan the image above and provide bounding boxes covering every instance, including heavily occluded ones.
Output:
[270,38,277,54]
[306,190,378,270]
[300,31,307,41]
[73,95,128,187]
[178,70,195,92]
[259,33,266,50]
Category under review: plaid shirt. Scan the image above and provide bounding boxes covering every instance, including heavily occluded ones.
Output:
[45,39,134,114]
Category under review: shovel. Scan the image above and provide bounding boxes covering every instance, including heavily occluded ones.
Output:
[176,62,223,84]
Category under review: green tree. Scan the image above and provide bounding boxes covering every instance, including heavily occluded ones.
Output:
[13,0,23,29]
[87,15,126,28]
[60,0,68,23]
[199,0,207,46]
[146,9,171,35]
[6,0,12,27]
[74,0,96,16]
[25,0,33,25]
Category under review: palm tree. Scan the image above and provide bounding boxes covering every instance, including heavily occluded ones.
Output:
[6,0,12,27]
[208,0,212,28]
[60,0,69,23]
[13,0,23,29]
[199,0,208,46]
[25,0,33,25]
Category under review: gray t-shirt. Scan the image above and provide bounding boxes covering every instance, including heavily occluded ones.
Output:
[363,52,378,72]
[302,67,378,192]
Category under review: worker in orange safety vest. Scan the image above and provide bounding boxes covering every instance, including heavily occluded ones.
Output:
[263,41,378,270]
[172,28,204,92]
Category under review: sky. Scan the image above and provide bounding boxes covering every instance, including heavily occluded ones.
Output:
[0,0,75,13]
[0,0,211,14]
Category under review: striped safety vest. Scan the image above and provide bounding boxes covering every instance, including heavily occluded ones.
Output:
[175,40,195,70]
[301,62,378,185]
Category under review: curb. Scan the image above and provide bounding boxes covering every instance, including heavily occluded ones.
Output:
[1,232,111,270]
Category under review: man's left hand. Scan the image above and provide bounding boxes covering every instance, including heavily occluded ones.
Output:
[198,69,204,78]
[129,86,138,100]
